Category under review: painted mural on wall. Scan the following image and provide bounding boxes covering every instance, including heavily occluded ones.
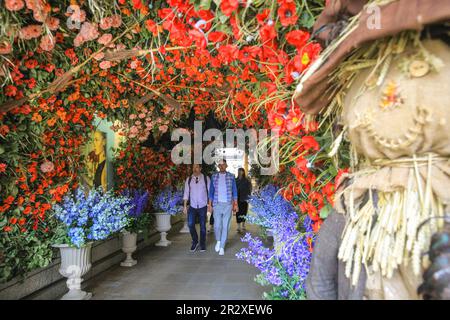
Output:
[82,130,108,190]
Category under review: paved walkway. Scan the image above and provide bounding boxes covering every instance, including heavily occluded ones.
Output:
[87,220,268,300]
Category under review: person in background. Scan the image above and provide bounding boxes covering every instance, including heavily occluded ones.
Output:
[208,206,214,234]
[183,164,210,253]
[208,159,238,256]
[236,168,252,233]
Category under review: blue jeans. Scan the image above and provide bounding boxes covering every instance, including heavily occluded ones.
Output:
[188,206,207,247]
[213,202,232,249]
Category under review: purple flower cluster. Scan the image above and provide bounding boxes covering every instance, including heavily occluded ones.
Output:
[122,189,149,218]
[152,187,183,215]
[237,184,316,299]
[236,233,282,286]
[246,184,294,229]
[121,189,151,233]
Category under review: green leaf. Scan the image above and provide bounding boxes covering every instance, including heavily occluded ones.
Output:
[301,12,315,29]
[319,203,332,219]
[218,12,229,24]
[199,0,211,10]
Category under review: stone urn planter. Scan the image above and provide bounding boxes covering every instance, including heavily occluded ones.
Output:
[179,215,189,233]
[153,212,172,246]
[53,243,92,300]
[120,231,138,267]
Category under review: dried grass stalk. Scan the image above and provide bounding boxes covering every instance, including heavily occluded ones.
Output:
[0,97,28,113]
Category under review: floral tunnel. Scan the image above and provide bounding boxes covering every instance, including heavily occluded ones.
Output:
[0,0,348,299]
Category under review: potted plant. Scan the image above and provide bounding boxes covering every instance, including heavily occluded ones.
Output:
[52,187,131,300]
[152,187,183,247]
[120,189,150,267]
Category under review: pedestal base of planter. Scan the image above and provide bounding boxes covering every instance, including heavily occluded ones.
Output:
[120,259,137,267]
[155,240,172,247]
[61,289,92,300]
[179,221,189,233]
[155,231,172,246]
[121,232,138,267]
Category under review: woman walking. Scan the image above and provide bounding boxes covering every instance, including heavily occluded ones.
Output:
[236,168,252,233]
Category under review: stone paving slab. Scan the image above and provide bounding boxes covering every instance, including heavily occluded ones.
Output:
[87,221,269,300]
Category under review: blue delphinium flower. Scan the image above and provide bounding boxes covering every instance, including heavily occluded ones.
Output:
[236,184,315,300]
[53,187,132,248]
[67,227,84,248]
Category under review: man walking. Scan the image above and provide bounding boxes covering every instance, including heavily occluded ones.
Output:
[183,164,210,252]
[208,159,238,256]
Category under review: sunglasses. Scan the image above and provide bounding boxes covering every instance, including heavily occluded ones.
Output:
[195,177,199,184]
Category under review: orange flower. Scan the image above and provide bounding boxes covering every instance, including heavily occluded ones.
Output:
[19,25,42,40]
[5,0,24,11]
[32,112,42,122]
[47,117,57,126]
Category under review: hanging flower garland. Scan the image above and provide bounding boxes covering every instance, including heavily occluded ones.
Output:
[0,0,349,290]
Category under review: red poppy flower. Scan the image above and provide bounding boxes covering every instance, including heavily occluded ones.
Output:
[132,0,143,9]
[208,31,226,43]
[220,0,239,17]
[145,19,159,35]
[285,107,304,135]
[4,85,17,97]
[268,110,285,135]
[296,42,322,69]
[302,136,319,151]
[312,220,323,233]
[229,15,241,40]
[24,59,38,69]
[158,8,176,20]
[238,46,260,63]
[0,163,6,173]
[217,44,238,64]
[196,9,214,30]
[256,9,270,25]
[283,187,294,201]
[310,191,324,208]
[286,30,310,49]
[273,100,287,114]
[261,82,277,95]
[295,157,309,174]
[278,1,298,27]
[322,182,335,205]
[259,24,277,44]
[189,29,207,49]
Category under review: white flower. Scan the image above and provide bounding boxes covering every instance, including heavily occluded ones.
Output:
[291,71,300,80]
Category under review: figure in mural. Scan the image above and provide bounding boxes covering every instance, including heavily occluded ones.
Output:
[85,131,107,190]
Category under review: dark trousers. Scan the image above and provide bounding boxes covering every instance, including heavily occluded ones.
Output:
[236,201,248,223]
[188,206,207,246]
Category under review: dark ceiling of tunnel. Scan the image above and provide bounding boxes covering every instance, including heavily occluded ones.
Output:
[140,110,226,152]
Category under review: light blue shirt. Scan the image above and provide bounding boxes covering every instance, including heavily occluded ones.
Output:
[217,172,228,203]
